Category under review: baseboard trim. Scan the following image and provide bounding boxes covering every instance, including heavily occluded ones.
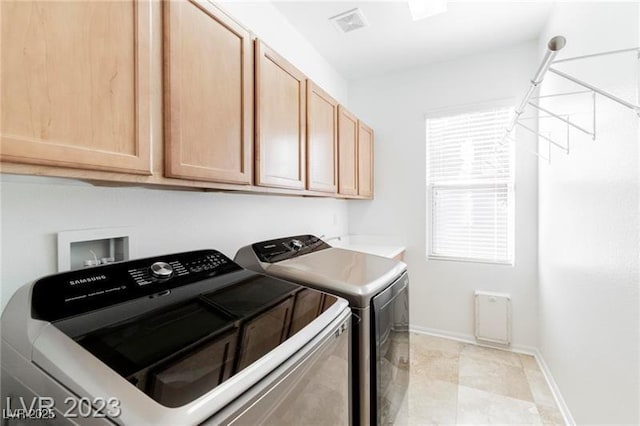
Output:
[409,325,538,355]
[532,347,576,426]
[409,325,575,425]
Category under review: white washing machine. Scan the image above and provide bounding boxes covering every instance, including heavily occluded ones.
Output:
[235,235,410,426]
[1,249,350,425]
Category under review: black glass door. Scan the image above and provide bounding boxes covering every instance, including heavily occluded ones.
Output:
[372,273,410,425]
[78,300,238,407]
[73,273,337,408]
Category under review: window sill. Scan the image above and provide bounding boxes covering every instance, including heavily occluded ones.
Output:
[427,255,514,267]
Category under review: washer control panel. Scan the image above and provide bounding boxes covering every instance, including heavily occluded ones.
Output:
[32,249,242,322]
[127,252,231,287]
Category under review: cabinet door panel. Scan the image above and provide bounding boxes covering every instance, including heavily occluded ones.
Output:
[358,121,374,198]
[255,41,306,189]
[164,0,252,184]
[337,106,358,196]
[1,0,151,174]
[306,81,337,193]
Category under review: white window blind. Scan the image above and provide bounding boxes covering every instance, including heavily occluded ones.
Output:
[427,106,514,264]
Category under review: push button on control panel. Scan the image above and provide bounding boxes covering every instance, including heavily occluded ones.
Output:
[169,261,189,277]
[128,268,153,286]
[186,253,228,273]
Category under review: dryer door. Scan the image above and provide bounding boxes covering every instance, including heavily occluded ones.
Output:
[372,272,410,425]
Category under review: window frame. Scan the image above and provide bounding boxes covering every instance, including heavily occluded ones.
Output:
[425,100,516,266]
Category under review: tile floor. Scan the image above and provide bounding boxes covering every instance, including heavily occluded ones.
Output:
[397,333,565,425]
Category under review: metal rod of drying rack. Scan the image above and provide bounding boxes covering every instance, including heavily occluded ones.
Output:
[503,36,639,164]
[551,47,640,64]
[547,67,640,114]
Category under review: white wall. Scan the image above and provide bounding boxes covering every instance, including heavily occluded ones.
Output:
[537,3,639,424]
[0,1,350,310]
[0,176,348,309]
[348,42,540,347]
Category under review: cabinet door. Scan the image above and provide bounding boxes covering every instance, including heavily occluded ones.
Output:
[164,0,252,184]
[358,121,374,198]
[306,81,338,193]
[255,41,306,189]
[337,106,358,196]
[0,1,151,174]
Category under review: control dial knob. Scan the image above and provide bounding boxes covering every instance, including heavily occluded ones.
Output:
[289,239,304,251]
[150,262,173,279]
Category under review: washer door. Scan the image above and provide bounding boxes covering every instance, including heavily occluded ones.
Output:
[372,272,410,425]
[78,300,239,407]
[205,311,351,426]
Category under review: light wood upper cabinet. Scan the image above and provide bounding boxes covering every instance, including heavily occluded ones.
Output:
[164,0,252,184]
[1,1,376,199]
[306,81,338,193]
[337,106,358,196]
[255,41,306,190]
[357,121,374,198]
[0,0,151,174]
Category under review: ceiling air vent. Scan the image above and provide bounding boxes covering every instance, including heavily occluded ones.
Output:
[329,8,369,33]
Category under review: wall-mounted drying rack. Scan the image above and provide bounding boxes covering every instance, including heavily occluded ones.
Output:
[503,35,640,163]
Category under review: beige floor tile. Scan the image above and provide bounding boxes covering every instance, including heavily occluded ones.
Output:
[406,336,563,425]
[411,333,464,355]
[457,385,542,425]
[460,343,523,368]
[537,404,565,425]
[406,377,458,425]
[519,353,541,371]
[459,355,534,402]
[411,348,459,384]
[525,369,556,408]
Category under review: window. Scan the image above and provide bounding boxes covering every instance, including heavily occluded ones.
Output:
[426,106,514,264]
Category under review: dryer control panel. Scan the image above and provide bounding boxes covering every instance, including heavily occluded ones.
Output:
[252,235,331,263]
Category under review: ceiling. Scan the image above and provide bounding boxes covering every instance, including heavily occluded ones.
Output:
[273,1,554,81]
